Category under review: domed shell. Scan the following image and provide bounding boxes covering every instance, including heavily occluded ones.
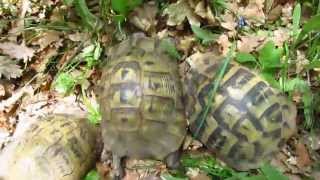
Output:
[0,114,97,180]
[183,52,297,170]
[98,34,186,160]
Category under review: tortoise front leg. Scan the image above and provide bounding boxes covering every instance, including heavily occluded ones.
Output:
[165,150,181,169]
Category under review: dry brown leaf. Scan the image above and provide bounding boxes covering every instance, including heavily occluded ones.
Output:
[68,32,90,42]
[129,2,158,33]
[0,42,34,62]
[238,0,266,25]
[6,0,31,41]
[296,50,309,74]
[0,85,33,112]
[14,92,87,139]
[31,30,61,51]
[123,171,140,180]
[272,28,290,47]
[194,1,215,25]
[281,3,293,25]
[0,56,23,79]
[216,34,231,55]
[295,142,312,168]
[0,84,5,97]
[177,35,196,55]
[163,0,200,26]
[220,13,237,31]
[266,4,282,21]
[237,34,266,53]
[30,47,58,73]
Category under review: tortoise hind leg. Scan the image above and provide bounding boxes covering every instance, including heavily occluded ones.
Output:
[101,149,124,180]
[165,150,181,169]
[112,155,124,180]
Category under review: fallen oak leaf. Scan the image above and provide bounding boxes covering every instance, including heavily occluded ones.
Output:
[216,34,231,55]
[0,42,35,62]
[31,30,61,51]
[129,2,158,33]
[295,142,312,168]
[0,85,33,112]
[163,0,200,26]
[238,0,266,25]
[220,13,237,31]
[0,56,23,79]
[237,34,266,53]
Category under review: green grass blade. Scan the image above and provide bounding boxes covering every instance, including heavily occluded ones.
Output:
[260,164,288,180]
[193,43,235,137]
[74,0,102,31]
[296,14,320,44]
[191,25,218,44]
[292,3,301,39]
[160,38,182,60]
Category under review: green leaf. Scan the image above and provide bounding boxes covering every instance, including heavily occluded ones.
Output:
[280,77,308,92]
[160,173,188,180]
[258,41,283,69]
[181,154,234,178]
[54,73,76,94]
[292,3,301,39]
[235,52,257,64]
[63,0,74,6]
[260,70,280,89]
[93,43,102,60]
[111,0,143,15]
[160,38,182,60]
[84,169,100,180]
[296,14,320,43]
[210,0,227,15]
[191,25,218,44]
[307,60,320,69]
[302,90,314,129]
[73,0,102,31]
[260,164,288,180]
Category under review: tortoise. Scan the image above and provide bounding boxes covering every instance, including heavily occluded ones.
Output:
[0,114,97,180]
[97,34,187,178]
[183,52,297,171]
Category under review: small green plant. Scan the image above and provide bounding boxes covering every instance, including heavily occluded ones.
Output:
[64,0,102,31]
[191,25,219,44]
[210,0,227,15]
[84,169,100,180]
[111,0,143,37]
[53,72,77,94]
[82,87,102,125]
[53,42,102,123]
[160,38,182,60]
[164,153,289,180]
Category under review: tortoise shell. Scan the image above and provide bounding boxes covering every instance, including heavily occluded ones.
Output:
[98,34,186,160]
[0,114,97,180]
[183,52,297,170]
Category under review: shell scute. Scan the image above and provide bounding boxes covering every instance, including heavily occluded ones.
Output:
[98,35,186,160]
[184,52,296,170]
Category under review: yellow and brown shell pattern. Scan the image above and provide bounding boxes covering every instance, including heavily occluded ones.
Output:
[98,34,186,160]
[183,52,297,170]
[0,114,97,180]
